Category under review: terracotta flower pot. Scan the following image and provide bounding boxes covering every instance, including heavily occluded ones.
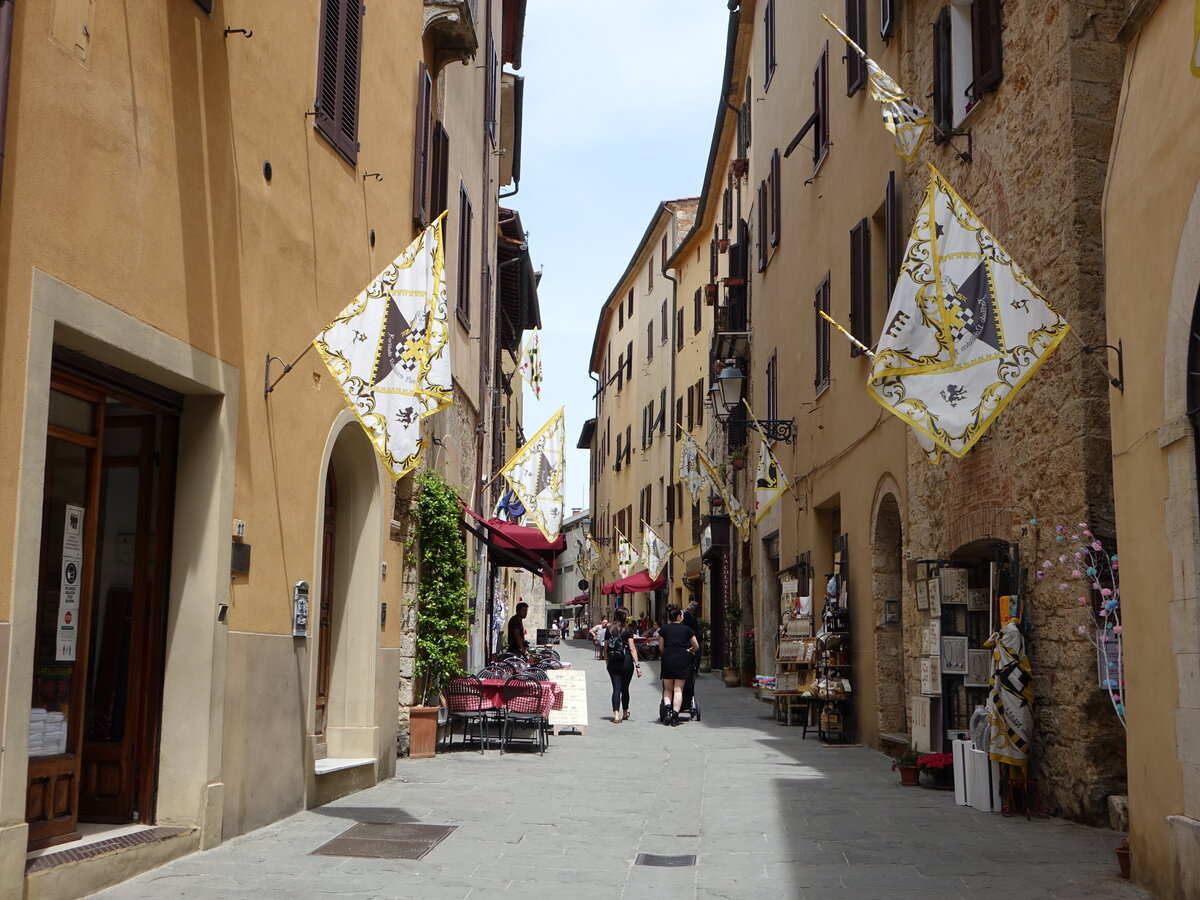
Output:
[898,765,920,786]
[722,666,741,687]
[1115,839,1130,879]
[408,705,439,759]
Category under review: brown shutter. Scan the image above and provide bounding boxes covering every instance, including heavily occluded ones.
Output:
[696,378,704,426]
[687,385,695,430]
[885,170,901,296]
[972,0,1003,95]
[315,0,364,164]
[770,148,781,247]
[666,481,675,522]
[764,0,777,89]
[814,43,831,165]
[932,7,952,143]
[849,218,871,356]
[430,122,450,220]
[412,61,432,224]
[881,0,895,41]
[660,388,667,433]
[815,275,831,389]
[757,180,768,272]
[457,183,472,325]
[845,0,866,96]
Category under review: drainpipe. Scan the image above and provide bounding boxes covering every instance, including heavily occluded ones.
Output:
[0,0,14,210]
[662,265,679,598]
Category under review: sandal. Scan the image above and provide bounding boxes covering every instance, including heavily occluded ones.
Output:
[623,710,631,720]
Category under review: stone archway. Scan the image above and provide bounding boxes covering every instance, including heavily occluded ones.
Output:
[871,488,906,739]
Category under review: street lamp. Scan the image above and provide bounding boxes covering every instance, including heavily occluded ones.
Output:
[711,358,797,444]
[716,362,745,416]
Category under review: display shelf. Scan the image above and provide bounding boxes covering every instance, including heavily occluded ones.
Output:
[816,628,853,744]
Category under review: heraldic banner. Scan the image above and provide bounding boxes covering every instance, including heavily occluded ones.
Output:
[867,166,1069,460]
[313,215,452,480]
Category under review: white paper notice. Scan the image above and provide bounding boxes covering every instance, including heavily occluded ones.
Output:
[62,504,84,560]
[57,504,85,662]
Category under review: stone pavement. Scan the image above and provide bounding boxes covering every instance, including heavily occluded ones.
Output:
[92,640,1147,899]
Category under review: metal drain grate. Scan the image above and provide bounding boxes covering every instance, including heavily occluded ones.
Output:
[310,823,456,860]
[635,853,696,867]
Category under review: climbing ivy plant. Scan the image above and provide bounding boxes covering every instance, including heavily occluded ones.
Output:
[412,469,469,706]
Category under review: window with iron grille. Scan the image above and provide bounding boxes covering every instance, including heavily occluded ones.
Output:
[815,273,831,391]
[849,218,871,356]
[315,0,364,165]
[457,183,473,327]
[845,0,867,96]
[764,0,777,90]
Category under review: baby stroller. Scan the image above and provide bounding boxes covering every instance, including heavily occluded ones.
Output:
[659,663,701,723]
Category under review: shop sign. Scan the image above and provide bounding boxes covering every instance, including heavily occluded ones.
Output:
[56,504,85,661]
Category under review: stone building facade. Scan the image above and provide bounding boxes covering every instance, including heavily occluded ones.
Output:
[899,0,1128,823]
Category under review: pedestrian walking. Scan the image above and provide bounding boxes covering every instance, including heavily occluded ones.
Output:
[658,604,698,726]
[602,609,640,723]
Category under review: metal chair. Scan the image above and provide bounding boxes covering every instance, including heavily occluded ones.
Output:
[443,676,490,753]
[477,666,508,680]
[499,675,547,755]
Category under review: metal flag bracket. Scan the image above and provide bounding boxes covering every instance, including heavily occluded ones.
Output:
[264,345,314,397]
[1081,339,1124,392]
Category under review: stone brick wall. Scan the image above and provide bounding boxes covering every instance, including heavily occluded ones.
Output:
[900,0,1127,824]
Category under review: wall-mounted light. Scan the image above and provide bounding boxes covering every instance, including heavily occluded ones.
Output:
[711,359,797,443]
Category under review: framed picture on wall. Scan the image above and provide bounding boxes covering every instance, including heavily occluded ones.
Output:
[966,649,991,687]
[928,576,942,618]
[968,588,990,612]
[941,636,968,674]
[916,578,929,611]
[940,568,969,605]
[921,656,941,695]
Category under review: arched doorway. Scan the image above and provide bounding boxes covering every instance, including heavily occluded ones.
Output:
[871,491,905,738]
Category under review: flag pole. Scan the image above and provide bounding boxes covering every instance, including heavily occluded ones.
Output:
[264,343,316,397]
[818,310,875,358]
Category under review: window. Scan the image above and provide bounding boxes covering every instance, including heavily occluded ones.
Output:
[615,433,623,471]
[658,477,666,524]
[618,301,625,329]
[814,43,830,167]
[430,122,450,221]
[627,288,634,317]
[647,322,654,361]
[676,396,684,433]
[815,273,831,391]
[845,0,867,96]
[722,187,733,239]
[885,171,901,295]
[757,180,769,273]
[695,378,704,426]
[881,0,896,41]
[934,1,1004,137]
[764,0,777,89]
[193,0,213,13]
[661,235,668,267]
[769,148,781,247]
[677,308,684,350]
[411,62,432,224]
[767,353,778,421]
[315,0,364,164]
[648,256,655,292]
[687,384,695,430]
[626,341,633,382]
[616,353,624,392]
[661,301,668,343]
[659,388,667,433]
[693,288,702,333]
[666,480,675,522]
[849,218,871,356]
[484,26,498,144]
[457,183,473,326]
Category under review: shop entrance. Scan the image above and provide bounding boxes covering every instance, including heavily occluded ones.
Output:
[26,365,178,849]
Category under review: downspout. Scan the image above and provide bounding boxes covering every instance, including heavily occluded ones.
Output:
[662,265,679,600]
[589,369,601,614]
[0,0,14,210]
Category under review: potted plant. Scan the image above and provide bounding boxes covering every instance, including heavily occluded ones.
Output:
[740,629,756,686]
[723,597,742,686]
[729,446,747,472]
[409,470,470,757]
[917,752,955,789]
[696,617,712,672]
[892,747,922,786]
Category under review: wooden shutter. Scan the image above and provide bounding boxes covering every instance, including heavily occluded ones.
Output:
[626,341,633,382]
[757,180,768,272]
[666,481,675,523]
[770,148,781,247]
[885,171,901,297]
[767,353,778,421]
[647,322,653,361]
[881,0,895,41]
[815,275,831,389]
[315,0,364,164]
[625,427,632,465]
[932,7,952,143]
[846,0,866,96]
[694,288,702,333]
[193,0,213,12]
[687,385,695,430]
[431,122,450,220]
[660,388,667,433]
[764,0,777,89]
[972,0,1003,95]
[849,219,871,356]
[457,183,472,324]
[485,28,498,144]
[696,378,704,426]
[814,44,830,165]
[412,61,432,224]
[677,396,684,433]
[676,308,684,350]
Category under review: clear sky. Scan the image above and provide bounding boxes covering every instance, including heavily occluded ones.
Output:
[513,2,732,512]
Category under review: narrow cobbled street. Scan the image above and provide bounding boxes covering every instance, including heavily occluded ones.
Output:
[91,641,1144,900]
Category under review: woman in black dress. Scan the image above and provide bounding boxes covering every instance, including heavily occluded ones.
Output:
[657,605,699,726]
[602,608,641,722]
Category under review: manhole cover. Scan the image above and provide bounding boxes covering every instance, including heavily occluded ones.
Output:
[311,823,456,860]
[635,853,696,867]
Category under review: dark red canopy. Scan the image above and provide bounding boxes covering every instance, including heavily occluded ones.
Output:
[567,593,589,605]
[461,505,565,590]
[601,570,667,595]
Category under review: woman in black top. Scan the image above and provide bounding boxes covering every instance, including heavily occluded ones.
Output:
[602,608,641,722]
[657,605,698,726]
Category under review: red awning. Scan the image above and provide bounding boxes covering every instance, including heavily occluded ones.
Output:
[460,505,565,590]
[567,593,589,605]
[601,570,667,595]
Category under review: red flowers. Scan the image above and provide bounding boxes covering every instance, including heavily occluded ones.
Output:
[917,752,954,771]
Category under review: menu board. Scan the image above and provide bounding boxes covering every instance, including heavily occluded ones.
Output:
[546,668,588,735]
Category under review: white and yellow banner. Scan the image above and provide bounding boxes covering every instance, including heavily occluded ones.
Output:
[518,328,543,399]
[823,14,930,160]
[641,522,670,579]
[867,166,1069,461]
[617,531,639,578]
[313,214,452,480]
[677,429,710,506]
[753,436,789,523]
[499,407,566,541]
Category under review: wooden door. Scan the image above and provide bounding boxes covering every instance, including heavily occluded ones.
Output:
[315,471,337,757]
